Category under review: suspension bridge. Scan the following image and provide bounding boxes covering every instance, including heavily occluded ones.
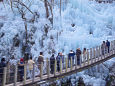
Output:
[1,40,115,86]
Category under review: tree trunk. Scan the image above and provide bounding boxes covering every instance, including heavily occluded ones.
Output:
[44,0,49,18]
[60,0,61,16]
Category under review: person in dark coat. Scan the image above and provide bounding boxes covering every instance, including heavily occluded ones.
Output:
[76,48,82,65]
[56,53,60,72]
[68,50,75,67]
[50,54,55,74]
[18,58,24,81]
[106,40,110,53]
[0,58,6,85]
[101,41,106,55]
[38,52,44,70]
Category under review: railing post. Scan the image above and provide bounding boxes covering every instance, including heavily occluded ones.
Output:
[87,49,89,65]
[93,48,96,62]
[98,46,101,60]
[40,62,43,80]
[114,40,115,54]
[80,55,82,68]
[32,63,35,82]
[60,59,62,74]
[54,59,57,76]
[100,45,103,60]
[47,58,50,78]
[110,41,112,55]
[6,63,10,84]
[83,53,86,66]
[75,55,77,69]
[111,41,114,54]
[90,48,92,64]
[97,46,100,61]
[23,64,27,85]
[65,58,68,72]
[2,67,7,86]
[14,65,17,86]
[70,57,72,71]
[96,46,98,61]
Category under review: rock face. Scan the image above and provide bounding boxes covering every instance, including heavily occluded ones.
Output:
[106,63,115,86]
[77,77,85,86]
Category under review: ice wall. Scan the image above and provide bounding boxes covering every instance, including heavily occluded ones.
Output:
[53,0,115,54]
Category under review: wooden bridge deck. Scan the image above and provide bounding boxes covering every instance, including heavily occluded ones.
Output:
[3,40,115,86]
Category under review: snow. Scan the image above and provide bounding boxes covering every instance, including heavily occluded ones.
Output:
[0,0,115,85]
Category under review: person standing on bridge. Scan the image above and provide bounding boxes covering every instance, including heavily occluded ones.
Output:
[101,41,106,55]
[0,58,6,85]
[18,58,24,81]
[50,54,55,74]
[68,50,75,67]
[76,48,82,65]
[106,40,110,53]
[38,52,44,71]
[56,53,61,72]
[28,56,35,78]
[60,52,64,69]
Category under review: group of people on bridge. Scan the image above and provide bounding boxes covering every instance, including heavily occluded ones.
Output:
[0,40,111,84]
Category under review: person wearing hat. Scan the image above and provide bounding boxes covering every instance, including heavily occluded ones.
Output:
[0,58,6,84]
[18,58,24,81]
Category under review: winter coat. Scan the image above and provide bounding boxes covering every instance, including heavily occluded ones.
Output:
[38,55,44,64]
[76,49,81,57]
[68,51,75,60]
[106,41,110,47]
[56,55,60,64]
[101,43,106,51]
[38,55,44,70]
[50,56,55,66]
[56,55,64,63]
[28,59,35,70]
[0,62,6,73]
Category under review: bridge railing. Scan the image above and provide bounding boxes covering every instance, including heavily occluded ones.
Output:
[1,40,115,86]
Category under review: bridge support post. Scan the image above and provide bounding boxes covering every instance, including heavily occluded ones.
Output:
[75,55,77,69]
[93,48,96,62]
[23,64,27,85]
[111,41,114,54]
[96,46,98,61]
[32,63,35,82]
[87,49,89,65]
[83,53,86,66]
[6,63,10,84]
[98,46,101,60]
[97,46,100,61]
[90,48,92,64]
[80,55,82,68]
[2,67,7,86]
[60,59,62,74]
[110,41,113,56]
[14,65,17,86]
[65,58,68,72]
[100,46,103,60]
[70,57,72,71]
[40,62,43,80]
[114,40,115,54]
[47,58,50,78]
[54,59,57,76]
